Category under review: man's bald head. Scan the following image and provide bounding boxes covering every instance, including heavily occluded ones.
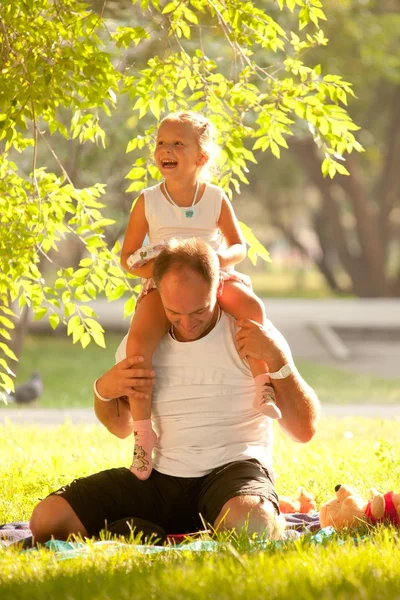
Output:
[153,238,220,292]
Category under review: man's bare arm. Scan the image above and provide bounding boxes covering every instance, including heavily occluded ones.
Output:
[236,319,320,443]
[94,356,155,439]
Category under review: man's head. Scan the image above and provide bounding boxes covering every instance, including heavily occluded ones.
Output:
[153,238,222,342]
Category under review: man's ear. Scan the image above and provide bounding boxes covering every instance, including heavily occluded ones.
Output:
[216,278,224,298]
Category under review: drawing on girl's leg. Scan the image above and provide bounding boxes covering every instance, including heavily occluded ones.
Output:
[130,424,158,480]
[131,444,149,473]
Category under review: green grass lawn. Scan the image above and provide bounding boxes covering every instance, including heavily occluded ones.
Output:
[1,334,399,410]
[1,418,400,599]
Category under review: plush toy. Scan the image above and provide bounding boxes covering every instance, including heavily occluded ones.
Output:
[279,488,316,514]
[319,484,400,529]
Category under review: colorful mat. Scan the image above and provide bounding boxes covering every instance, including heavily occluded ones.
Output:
[0,512,321,550]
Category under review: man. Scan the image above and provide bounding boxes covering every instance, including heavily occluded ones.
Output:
[30,238,319,542]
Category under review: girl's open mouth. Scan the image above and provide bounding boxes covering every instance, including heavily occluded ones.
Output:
[161,159,178,168]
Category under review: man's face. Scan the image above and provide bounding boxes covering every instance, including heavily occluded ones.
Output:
[158,268,221,342]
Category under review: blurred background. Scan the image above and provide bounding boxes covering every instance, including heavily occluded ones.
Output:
[2,0,399,412]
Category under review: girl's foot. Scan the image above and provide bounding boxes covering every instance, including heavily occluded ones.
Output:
[254,373,282,420]
[130,419,158,480]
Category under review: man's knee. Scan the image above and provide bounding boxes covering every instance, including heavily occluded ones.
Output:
[30,495,87,543]
[213,495,285,538]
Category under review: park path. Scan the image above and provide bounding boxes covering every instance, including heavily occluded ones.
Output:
[1,404,399,426]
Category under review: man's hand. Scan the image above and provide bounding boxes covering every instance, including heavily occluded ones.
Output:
[96,356,155,401]
[235,319,287,371]
[236,319,320,443]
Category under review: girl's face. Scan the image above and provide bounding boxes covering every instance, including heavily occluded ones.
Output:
[154,119,206,182]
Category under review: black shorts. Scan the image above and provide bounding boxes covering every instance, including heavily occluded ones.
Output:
[51,459,279,537]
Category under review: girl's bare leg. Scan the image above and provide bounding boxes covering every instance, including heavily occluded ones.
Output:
[126,289,169,478]
[219,281,281,420]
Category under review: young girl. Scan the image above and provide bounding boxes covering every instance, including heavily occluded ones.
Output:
[121,111,281,480]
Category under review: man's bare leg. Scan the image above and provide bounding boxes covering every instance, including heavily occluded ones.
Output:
[213,495,285,539]
[30,496,88,543]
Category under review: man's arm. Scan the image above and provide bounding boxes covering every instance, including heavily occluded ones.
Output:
[94,356,155,439]
[235,319,320,443]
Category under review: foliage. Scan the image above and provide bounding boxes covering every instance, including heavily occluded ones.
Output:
[0,0,362,398]
[249,0,400,297]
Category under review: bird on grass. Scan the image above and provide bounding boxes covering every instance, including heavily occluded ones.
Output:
[6,372,43,405]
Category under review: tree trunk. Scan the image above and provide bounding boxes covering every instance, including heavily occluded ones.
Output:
[292,138,394,297]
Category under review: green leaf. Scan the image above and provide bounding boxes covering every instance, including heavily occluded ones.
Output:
[335,163,350,176]
[270,141,281,159]
[247,247,257,266]
[84,317,104,333]
[126,167,147,180]
[80,332,91,349]
[239,222,271,263]
[80,305,96,317]
[0,315,14,329]
[162,1,177,13]
[34,307,48,321]
[67,315,81,336]
[0,329,11,341]
[72,324,85,344]
[0,306,15,317]
[286,0,296,12]
[91,329,106,348]
[64,302,76,317]
[0,372,15,391]
[126,181,145,193]
[150,97,162,120]
[73,268,90,278]
[0,343,17,361]
[86,282,97,299]
[124,296,137,318]
[79,258,93,267]
[55,278,67,290]
[49,313,60,330]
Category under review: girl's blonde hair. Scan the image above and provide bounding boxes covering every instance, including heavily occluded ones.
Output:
[159,111,219,180]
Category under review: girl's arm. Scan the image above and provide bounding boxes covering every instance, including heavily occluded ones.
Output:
[120,195,155,278]
[217,195,247,268]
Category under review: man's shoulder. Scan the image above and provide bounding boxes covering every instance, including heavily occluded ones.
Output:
[214,311,237,339]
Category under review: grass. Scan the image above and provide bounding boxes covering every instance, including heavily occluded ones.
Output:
[1,418,400,599]
[1,334,399,410]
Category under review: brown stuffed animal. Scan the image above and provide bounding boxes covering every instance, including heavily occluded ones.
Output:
[319,484,400,529]
[279,487,316,514]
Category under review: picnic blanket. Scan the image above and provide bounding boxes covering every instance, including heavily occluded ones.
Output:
[0,512,321,550]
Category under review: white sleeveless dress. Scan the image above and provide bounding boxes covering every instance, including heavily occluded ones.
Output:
[127,182,250,300]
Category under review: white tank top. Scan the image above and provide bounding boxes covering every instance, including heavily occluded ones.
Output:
[144,182,224,246]
[116,312,273,477]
